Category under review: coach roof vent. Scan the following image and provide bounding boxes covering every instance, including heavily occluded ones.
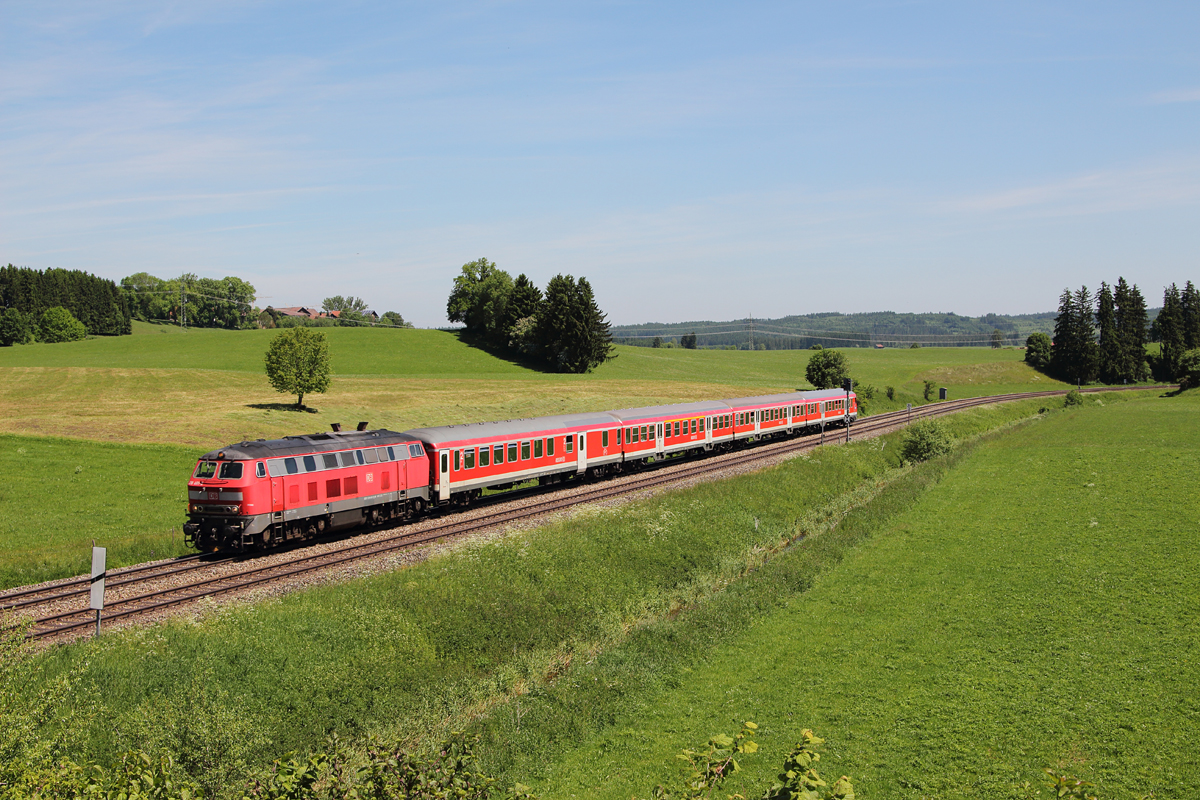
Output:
[331,423,342,432]
[357,421,369,431]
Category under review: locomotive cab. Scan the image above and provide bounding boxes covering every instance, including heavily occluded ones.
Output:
[184,454,270,551]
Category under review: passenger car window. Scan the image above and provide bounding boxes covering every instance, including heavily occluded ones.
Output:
[602,431,609,448]
[218,462,243,479]
[464,448,475,469]
[566,436,574,453]
[534,439,543,458]
[546,437,555,456]
[454,450,460,471]
[479,446,490,467]
[495,444,505,463]
[508,443,518,462]
[521,441,530,460]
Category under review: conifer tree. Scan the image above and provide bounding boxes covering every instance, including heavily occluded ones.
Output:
[1096,282,1118,383]
[1155,283,1186,380]
[1181,280,1200,350]
[1114,277,1149,382]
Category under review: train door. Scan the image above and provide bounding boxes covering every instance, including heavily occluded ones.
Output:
[705,417,712,446]
[576,432,587,473]
[754,408,761,437]
[271,476,283,512]
[438,450,450,502]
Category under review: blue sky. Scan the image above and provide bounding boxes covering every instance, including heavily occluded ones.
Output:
[3,1,1198,327]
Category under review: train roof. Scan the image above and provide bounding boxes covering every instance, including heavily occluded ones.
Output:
[720,391,811,407]
[801,388,857,400]
[199,429,418,460]
[606,400,730,422]
[405,411,619,446]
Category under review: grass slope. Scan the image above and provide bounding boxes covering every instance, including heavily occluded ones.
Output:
[520,391,1200,799]
[12,394,1076,791]
[0,435,198,588]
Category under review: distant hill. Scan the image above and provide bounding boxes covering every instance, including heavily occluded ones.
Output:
[612,311,1060,350]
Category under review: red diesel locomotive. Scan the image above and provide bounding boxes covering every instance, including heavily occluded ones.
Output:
[185,388,856,551]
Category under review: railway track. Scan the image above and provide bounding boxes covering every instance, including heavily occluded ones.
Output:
[3,384,1169,642]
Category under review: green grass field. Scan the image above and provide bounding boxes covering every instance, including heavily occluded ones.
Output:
[507,390,1200,798]
[0,326,1081,588]
[15,391,1193,800]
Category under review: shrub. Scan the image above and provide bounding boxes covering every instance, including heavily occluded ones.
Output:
[900,419,953,463]
[805,349,849,389]
[1064,389,1085,407]
[923,380,935,401]
[885,386,895,401]
[37,306,87,343]
[1177,348,1200,390]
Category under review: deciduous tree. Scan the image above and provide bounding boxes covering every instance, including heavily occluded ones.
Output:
[264,327,332,409]
[805,349,849,389]
[37,306,86,343]
[1024,332,1052,371]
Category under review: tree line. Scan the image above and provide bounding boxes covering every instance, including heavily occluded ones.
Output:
[1027,278,1200,387]
[122,272,257,329]
[446,258,614,373]
[0,265,132,345]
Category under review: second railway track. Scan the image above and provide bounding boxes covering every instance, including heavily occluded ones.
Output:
[4,385,1167,642]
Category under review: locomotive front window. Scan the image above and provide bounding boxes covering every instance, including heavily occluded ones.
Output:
[255,462,266,478]
[218,461,243,479]
[409,444,425,458]
[194,461,218,479]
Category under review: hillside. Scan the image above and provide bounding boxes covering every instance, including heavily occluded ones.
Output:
[612,309,1059,349]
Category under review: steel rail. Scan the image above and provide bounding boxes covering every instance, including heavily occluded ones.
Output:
[25,384,1173,640]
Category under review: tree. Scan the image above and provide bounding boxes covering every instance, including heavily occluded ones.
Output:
[1096,282,1119,383]
[1051,286,1098,385]
[379,311,411,328]
[1177,349,1200,390]
[900,419,953,463]
[264,327,331,409]
[0,307,30,346]
[322,296,369,314]
[990,329,1003,349]
[37,306,86,343]
[652,336,663,348]
[1113,277,1149,383]
[446,258,513,348]
[534,275,614,373]
[1153,283,1185,381]
[680,332,698,349]
[1181,280,1200,350]
[1024,332,1052,371]
[805,349,849,389]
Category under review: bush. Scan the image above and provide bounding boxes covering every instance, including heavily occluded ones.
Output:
[885,386,896,401]
[1177,348,1200,390]
[805,349,849,389]
[0,307,31,346]
[900,419,953,463]
[37,306,87,343]
[1064,389,1085,407]
[1024,332,1052,371]
[923,380,936,401]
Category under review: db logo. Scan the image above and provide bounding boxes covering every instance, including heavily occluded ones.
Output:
[207,491,218,501]
[366,473,374,483]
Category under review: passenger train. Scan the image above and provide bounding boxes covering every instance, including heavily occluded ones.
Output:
[183,388,857,552]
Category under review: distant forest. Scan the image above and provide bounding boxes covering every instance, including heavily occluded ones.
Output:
[614,311,1074,350]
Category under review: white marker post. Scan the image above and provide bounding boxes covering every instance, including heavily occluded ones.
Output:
[89,545,106,637]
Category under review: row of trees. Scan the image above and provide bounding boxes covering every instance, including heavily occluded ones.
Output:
[1030,278,1199,385]
[121,272,257,330]
[0,265,131,337]
[446,258,615,373]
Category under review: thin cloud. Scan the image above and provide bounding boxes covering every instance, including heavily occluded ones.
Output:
[1148,87,1200,104]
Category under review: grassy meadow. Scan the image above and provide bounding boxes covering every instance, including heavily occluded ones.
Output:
[12,389,1194,799]
[0,324,1079,588]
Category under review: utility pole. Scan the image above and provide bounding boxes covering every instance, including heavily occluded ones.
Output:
[749,313,754,351]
